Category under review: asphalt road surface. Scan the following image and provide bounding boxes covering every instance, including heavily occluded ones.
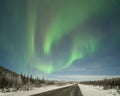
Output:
[31,84,82,96]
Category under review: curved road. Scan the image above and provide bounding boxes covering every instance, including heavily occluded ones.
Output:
[31,84,82,96]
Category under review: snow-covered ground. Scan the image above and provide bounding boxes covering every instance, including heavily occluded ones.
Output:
[0,84,73,96]
[79,84,120,96]
[1,84,119,96]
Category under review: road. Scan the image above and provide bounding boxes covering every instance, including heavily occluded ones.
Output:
[31,84,82,96]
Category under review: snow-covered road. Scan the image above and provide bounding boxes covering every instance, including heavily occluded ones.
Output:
[31,84,82,96]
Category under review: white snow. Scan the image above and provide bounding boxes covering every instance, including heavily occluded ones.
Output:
[0,84,72,96]
[79,84,120,96]
[1,84,119,96]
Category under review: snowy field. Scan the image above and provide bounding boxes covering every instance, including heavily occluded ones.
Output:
[79,84,120,96]
[0,84,73,96]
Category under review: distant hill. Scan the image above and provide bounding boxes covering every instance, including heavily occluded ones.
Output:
[0,65,18,80]
[0,65,17,74]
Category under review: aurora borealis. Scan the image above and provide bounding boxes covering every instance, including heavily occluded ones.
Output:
[0,0,120,77]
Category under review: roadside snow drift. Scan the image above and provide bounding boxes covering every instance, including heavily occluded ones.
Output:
[79,84,120,96]
[0,84,73,96]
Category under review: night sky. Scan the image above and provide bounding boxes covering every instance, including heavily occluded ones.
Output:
[0,0,120,80]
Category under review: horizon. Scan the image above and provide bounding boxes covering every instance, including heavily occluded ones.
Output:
[1,65,120,82]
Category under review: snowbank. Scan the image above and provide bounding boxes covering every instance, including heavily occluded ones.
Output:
[79,84,120,96]
[0,84,72,96]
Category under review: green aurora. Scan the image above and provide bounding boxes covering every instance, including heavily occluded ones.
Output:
[30,0,100,73]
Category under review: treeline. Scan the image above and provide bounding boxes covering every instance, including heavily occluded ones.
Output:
[0,72,58,92]
[0,73,47,91]
[0,66,69,93]
[80,78,120,90]
[0,73,68,93]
